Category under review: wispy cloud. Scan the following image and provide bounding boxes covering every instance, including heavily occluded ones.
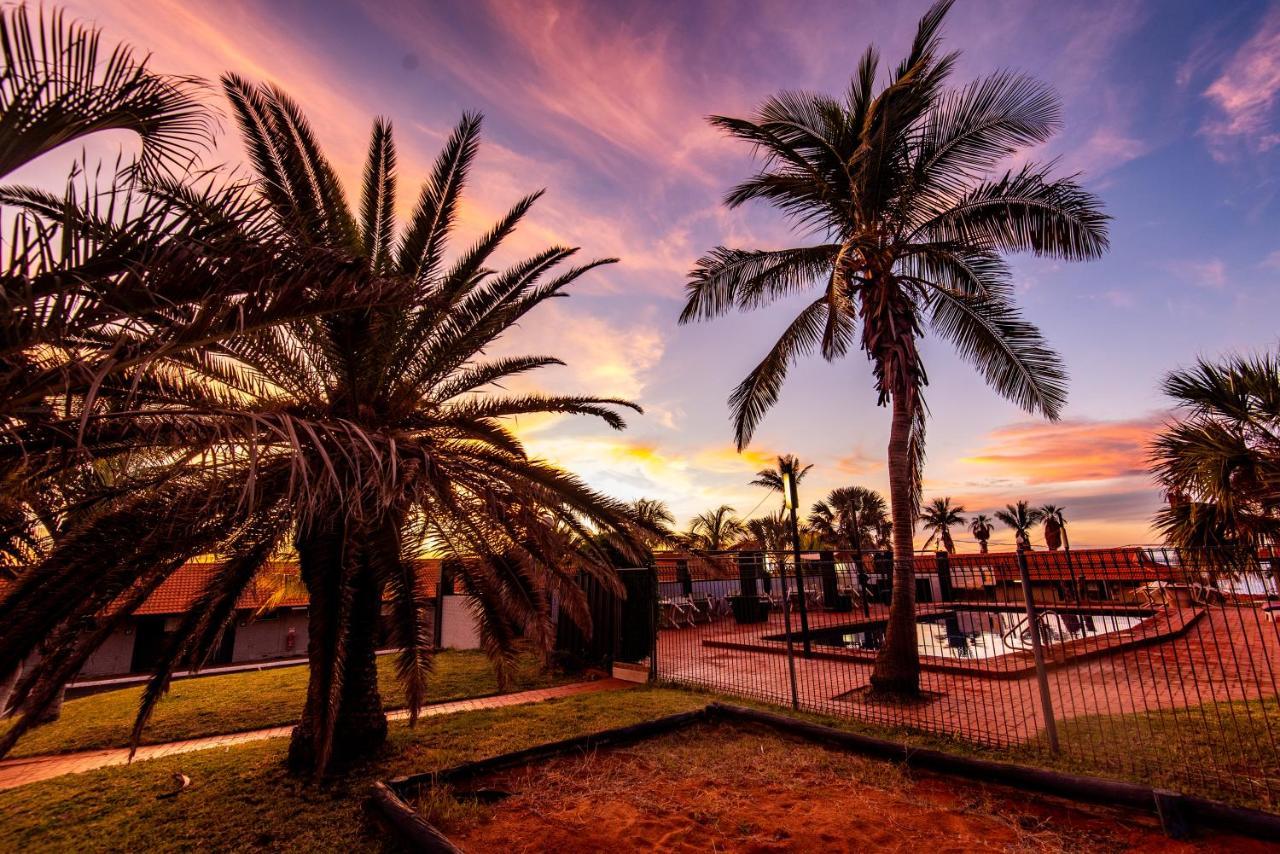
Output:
[1164,258,1228,289]
[1201,5,1280,159]
[960,416,1163,486]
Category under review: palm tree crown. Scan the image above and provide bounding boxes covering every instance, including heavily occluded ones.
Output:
[0,79,660,774]
[1039,504,1068,551]
[751,454,812,493]
[920,497,966,553]
[679,0,1107,694]
[685,505,745,551]
[969,513,994,553]
[995,501,1044,550]
[1151,352,1280,554]
[808,486,888,552]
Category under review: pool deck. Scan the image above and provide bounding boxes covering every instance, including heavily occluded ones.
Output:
[657,602,1279,749]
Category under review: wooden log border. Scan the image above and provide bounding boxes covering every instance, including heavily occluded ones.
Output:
[368,702,1280,850]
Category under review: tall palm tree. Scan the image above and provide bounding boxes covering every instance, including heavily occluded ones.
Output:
[1039,504,1068,551]
[808,486,888,552]
[1151,353,1280,557]
[685,505,745,551]
[996,501,1044,552]
[0,80,661,776]
[751,454,812,494]
[679,1,1107,694]
[969,513,994,554]
[920,497,966,553]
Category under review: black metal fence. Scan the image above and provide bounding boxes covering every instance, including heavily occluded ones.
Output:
[648,546,1280,812]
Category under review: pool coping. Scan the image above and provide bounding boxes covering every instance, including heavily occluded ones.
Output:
[700,605,1207,679]
[368,702,1280,849]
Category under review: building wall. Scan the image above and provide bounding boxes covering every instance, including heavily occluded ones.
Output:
[79,629,135,677]
[231,609,310,662]
[438,595,481,650]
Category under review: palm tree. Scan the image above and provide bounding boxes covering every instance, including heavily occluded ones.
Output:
[920,497,966,553]
[685,505,745,551]
[679,1,1107,694]
[0,80,662,776]
[969,514,994,554]
[996,501,1044,552]
[1151,353,1280,557]
[808,486,888,552]
[751,454,812,494]
[745,510,790,553]
[1039,504,1068,551]
[0,4,210,180]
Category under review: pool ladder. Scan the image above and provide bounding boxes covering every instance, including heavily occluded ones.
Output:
[1000,609,1063,651]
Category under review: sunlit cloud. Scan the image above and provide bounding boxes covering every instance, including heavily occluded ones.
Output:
[1201,5,1280,159]
[960,417,1163,486]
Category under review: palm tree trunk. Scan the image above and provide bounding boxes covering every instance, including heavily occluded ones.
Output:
[870,392,920,695]
[288,524,388,774]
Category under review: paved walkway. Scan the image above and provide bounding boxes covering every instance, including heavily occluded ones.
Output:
[0,678,632,791]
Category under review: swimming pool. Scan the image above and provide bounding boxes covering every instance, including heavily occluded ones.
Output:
[783,608,1150,660]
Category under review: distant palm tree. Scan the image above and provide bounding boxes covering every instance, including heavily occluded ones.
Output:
[679,1,1107,695]
[969,514,994,554]
[920,497,966,553]
[751,454,813,495]
[808,486,888,552]
[686,505,745,551]
[0,81,659,776]
[745,510,790,553]
[996,501,1044,551]
[1039,504,1068,551]
[627,498,676,534]
[1151,353,1280,556]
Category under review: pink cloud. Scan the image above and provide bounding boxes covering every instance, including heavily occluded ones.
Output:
[1201,6,1280,159]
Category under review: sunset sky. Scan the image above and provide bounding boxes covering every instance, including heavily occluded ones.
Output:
[26,0,1280,549]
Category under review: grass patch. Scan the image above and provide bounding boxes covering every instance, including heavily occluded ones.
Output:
[657,681,1280,813]
[3,650,568,758]
[0,687,706,853]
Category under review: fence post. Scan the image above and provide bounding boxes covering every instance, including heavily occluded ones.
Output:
[935,551,952,602]
[648,565,658,682]
[1016,550,1060,753]
[772,551,802,710]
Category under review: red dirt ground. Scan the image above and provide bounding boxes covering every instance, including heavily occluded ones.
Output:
[419,723,1275,853]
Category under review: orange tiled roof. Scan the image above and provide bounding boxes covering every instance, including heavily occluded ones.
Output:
[0,559,444,618]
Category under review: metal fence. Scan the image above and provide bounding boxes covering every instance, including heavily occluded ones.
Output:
[648,546,1280,812]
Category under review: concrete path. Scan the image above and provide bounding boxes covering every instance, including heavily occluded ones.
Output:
[0,678,632,791]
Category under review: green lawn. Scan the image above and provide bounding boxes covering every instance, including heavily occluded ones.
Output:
[0,687,706,853]
[3,650,568,758]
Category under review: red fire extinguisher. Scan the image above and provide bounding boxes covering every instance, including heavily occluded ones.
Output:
[285,627,296,652]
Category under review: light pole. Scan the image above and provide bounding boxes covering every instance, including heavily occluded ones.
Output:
[782,461,812,658]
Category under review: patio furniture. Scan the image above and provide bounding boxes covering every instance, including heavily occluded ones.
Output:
[659,597,696,629]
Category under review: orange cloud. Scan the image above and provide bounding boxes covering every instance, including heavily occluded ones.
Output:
[961,417,1163,485]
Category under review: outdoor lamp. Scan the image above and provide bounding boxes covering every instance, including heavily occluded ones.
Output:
[782,471,794,510]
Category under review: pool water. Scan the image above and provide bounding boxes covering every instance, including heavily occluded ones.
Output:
[797,609,1149,660]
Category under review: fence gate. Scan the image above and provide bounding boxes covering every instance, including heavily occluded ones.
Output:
[555,567,654,669]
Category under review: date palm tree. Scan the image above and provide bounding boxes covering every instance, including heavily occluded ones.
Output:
[969,513,994,554]
[0,79,661,776]
[0,3,209,180]
[1151,353,1280,557]
[679,0,1107,693]
[1039,504,1068,551]
[996,501,1043,552]
[920,497,965,553]
[685,505,744,551]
